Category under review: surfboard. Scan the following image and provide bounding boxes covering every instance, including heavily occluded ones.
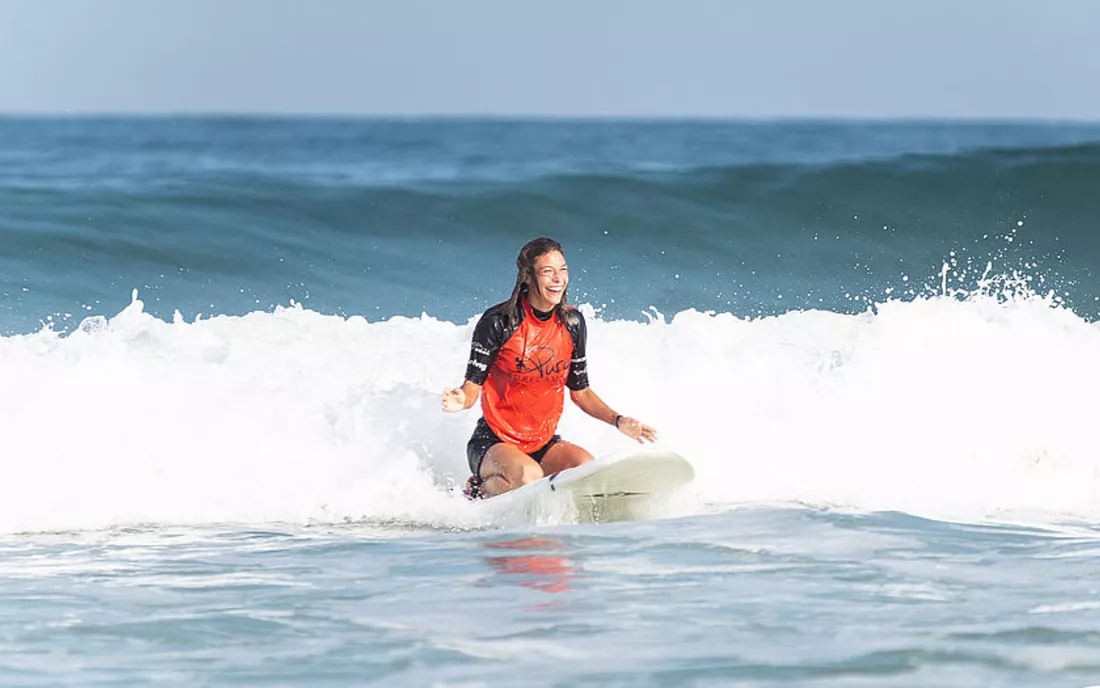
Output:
[478,446,695,524]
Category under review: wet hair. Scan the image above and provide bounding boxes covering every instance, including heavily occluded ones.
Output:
[493,237,576,328]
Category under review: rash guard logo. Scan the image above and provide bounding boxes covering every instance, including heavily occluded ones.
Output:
[512,346,568,383]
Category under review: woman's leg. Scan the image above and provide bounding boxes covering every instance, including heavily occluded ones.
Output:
[539,441,595,476]
[479,443,546,497]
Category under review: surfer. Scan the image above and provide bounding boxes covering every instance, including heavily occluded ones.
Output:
[442,237,657,499]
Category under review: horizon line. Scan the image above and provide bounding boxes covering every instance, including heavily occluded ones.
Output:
[1,111,1099,125]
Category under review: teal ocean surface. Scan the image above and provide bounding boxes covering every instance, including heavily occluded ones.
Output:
[3,118,1100,685]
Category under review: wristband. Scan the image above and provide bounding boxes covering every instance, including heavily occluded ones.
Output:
[613,414,623,428]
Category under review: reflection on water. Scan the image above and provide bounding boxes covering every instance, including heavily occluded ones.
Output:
[483,537,575,594]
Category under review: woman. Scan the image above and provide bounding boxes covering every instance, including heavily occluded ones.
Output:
[442,237,657,499]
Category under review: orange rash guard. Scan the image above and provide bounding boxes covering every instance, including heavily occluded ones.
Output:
[464,297,589,453]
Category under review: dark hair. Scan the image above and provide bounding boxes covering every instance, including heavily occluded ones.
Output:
[493,237,576,327]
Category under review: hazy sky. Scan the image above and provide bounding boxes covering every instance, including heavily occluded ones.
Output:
[1,0,1097,119]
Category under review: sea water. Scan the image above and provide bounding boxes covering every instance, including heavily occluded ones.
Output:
[3,117,1100,685]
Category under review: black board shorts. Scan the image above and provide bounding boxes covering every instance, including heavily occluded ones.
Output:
[466,417,561,476]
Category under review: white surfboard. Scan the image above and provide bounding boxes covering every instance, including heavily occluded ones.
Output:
[478,446,695,524]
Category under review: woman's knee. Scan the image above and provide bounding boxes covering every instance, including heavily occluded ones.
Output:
[516,461,545,485]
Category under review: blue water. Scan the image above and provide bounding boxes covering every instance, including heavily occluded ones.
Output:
[5,515,1100,686]
[5,117,1100,334]
[4,117,1100,685]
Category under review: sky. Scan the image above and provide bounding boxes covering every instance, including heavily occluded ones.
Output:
[1,0,1097,119]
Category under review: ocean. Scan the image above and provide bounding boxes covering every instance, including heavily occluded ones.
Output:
[3,117,1100,686]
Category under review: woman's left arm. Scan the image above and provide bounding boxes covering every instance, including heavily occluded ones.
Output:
[569,387,658,444]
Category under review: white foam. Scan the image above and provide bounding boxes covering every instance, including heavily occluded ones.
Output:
[2,287,1100,533]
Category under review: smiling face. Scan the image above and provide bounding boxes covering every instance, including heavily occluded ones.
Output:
[526,250,568,311]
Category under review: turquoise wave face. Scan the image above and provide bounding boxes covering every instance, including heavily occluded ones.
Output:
[2,118,1099,334]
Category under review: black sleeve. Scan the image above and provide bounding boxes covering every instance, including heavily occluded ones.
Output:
[464,309,513,385]
[566,309,590,391]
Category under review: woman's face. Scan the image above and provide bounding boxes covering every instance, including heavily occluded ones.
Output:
[527,250,568,310]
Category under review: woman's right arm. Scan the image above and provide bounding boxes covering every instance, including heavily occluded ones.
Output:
[442,310,506,413]
[442,381,481,413]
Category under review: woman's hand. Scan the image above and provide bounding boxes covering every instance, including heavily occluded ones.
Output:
[441,387,466,413]
[617,416,658,444]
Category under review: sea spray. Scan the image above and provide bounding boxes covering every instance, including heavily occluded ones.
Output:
[3,281,1099,532]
